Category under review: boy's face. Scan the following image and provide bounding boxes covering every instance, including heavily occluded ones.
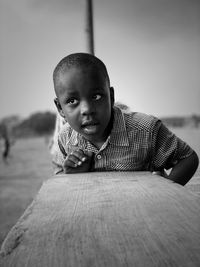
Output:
[55,66,114,146]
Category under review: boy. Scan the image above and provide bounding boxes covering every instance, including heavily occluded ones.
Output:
[52,53,199,185]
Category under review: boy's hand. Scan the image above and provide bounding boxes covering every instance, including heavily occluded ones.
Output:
[152,169,168,178]
[63,149,94,174]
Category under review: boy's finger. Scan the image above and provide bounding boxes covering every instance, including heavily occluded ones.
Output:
[72,150,87,163]
[64,158,77,168]
[65,155,81,168]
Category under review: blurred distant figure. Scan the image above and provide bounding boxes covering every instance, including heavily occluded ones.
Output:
[0,122,10,163]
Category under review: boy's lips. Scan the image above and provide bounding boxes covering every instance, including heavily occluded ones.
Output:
[81,120,99,127]
[81,120,99,134]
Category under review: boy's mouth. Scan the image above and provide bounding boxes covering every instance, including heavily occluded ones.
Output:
[81,121,99,134]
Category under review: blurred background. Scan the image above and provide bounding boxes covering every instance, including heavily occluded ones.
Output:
[0,0,200,246]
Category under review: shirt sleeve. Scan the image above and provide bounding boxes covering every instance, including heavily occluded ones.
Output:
[51,136,66,175]
[151,121,194,171]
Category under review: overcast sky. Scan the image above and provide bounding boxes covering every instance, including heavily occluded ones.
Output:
[0,0,199,119]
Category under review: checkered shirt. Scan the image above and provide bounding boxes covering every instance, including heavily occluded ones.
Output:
[52,106,193,174]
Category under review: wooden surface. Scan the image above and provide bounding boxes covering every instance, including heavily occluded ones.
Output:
[0,172,200,267]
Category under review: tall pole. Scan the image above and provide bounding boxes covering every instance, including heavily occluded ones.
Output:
[52,0,95,150]
[85,0,94,55]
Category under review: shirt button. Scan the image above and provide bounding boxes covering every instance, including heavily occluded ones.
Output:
[97,154,101,160]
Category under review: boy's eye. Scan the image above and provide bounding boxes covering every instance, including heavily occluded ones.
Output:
[93,94,102,101]
[66,98,78,105]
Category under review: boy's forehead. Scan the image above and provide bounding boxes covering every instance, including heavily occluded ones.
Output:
[55,65,110,97]
[58,65,107,87]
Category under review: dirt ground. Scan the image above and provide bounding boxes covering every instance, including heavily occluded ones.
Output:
[0,137,53,245]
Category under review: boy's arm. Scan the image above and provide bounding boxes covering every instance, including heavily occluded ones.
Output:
[51,135,66,175]
[167,151,199,185]
[152,121,199,185]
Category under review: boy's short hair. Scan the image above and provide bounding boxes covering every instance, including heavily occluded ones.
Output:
[53,53,110,88]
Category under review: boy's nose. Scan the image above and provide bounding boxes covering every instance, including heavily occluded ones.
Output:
[80,100,94,115]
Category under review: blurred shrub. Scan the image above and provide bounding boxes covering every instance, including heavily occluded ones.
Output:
[13,111,56,137]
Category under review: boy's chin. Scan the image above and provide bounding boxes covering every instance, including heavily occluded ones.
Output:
[81,127,107,144]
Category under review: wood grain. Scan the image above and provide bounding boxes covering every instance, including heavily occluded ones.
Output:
[1,172,200,267]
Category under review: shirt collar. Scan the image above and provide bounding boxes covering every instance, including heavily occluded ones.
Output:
[66,106,129,148]
[109,106,129,146]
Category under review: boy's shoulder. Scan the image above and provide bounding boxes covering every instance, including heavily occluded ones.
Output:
[115,105,159,133]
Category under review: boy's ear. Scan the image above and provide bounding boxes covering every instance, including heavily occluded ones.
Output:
[54,98,65,118]
[110,87,115,107]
